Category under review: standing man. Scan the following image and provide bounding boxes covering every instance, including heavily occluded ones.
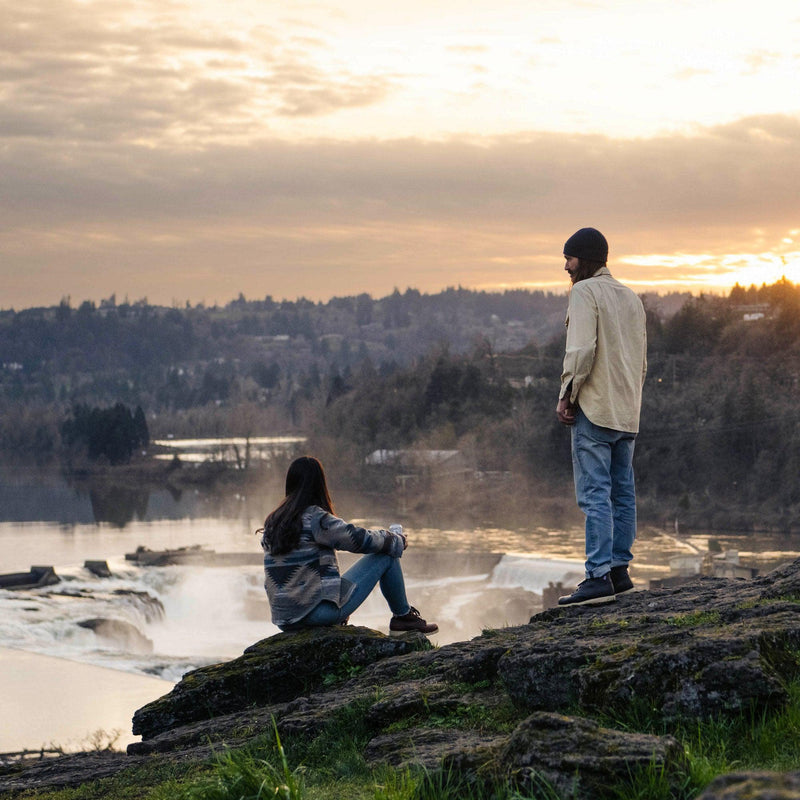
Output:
[556,228,647,606]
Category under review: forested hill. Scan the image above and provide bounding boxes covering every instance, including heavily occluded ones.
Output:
[1,279,799,530]
[0,287,570,409]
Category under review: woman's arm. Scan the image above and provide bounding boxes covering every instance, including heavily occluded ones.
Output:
[310,508,405,558]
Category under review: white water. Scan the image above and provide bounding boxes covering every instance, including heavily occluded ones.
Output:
[6,515,794,685]
[0,546,578,682]
[488,553,584,590]
[0,560,274,682]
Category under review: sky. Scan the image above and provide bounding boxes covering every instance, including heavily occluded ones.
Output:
[1,0,799,309]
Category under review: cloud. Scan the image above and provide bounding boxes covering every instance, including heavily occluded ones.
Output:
[673,67,711,80]
[1,0,799,306]
[0,0,396,148]
[2,113,799,306]
[265,69,392,116]
[446,44,490,54]
[5,115,799,228]
[741,50,781,74]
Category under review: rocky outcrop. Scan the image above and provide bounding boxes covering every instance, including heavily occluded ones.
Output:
[83,560,112,578]
[128,557,800,799]
[131,625,431,739]
[694,770,800,799]
[0,752,131,794]
[5,558,800,799]
[500,712,687,799]
[497,581,800,724]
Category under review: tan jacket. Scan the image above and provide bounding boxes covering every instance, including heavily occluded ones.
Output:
[560,267,647,433]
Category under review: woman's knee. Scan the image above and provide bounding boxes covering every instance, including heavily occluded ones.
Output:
[343,552,395,582]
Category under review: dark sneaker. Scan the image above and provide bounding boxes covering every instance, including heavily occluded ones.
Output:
[557,574,616,606]
[390,606,438,636]
[609,565,634,595]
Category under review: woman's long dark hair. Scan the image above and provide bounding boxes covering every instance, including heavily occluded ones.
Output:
[259,456,335,555]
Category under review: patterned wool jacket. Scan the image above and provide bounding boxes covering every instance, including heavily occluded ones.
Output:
[261,505,405,627]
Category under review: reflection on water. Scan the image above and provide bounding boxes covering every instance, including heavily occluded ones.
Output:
[152,436,307,464]
[0,436,304,527]
[88,484,152,527]
[0,648,171,753]
[0,465,284,527]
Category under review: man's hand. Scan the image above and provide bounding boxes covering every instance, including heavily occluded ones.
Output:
[557,396,577,425]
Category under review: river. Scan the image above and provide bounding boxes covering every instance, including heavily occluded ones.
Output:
[2,458,800,753]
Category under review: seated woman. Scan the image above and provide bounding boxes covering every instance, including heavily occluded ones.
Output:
[258,455,438,636]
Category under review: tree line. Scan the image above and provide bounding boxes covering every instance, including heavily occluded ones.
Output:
[0,286,571,458]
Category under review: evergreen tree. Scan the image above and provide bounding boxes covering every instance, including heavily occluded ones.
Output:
[61,402,146,465]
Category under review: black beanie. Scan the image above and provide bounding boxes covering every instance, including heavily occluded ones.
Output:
[563,228,608,262]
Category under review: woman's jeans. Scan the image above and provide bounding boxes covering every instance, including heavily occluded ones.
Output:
[571,409,637,579]
[285,554,410,628]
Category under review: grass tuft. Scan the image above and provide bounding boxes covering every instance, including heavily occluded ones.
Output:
[179,719,304,800]
[665,610,721,628]
[372,764,519,800]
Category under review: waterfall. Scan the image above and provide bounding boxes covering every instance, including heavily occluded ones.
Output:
[488,554,583,593]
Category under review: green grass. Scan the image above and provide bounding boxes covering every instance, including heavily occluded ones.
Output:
[372,765,519,800]
[681,681,800,775]
[320,654,364,686]
[170,721,303,800]
[595,678,800,799]
[604,759,694,800]
[395,663,435,681]
[422,699,518,734]
[665,610,721,628]
[383,700,518,736]
[381,680,518,737]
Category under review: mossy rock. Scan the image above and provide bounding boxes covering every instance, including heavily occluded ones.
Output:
[133,625,430,739]
[500,711,687,800]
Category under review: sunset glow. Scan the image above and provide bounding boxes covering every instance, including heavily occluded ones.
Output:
[1,0,799,307]
[620,245,800,294]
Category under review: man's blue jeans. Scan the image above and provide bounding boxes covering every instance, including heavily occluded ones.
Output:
[284,553,410,628]
[571,408,637,579]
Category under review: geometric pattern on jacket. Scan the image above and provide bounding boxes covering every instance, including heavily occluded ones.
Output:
[262,504,404,627]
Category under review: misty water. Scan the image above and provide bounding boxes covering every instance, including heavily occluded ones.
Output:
[3,458,800,753]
